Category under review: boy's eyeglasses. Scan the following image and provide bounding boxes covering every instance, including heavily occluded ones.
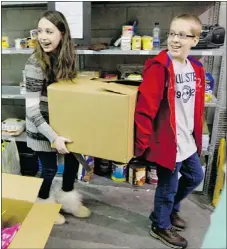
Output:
[167,32,196,39]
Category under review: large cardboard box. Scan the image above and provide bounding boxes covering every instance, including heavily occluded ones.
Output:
[48,77,138,163]
[2,173,61,249]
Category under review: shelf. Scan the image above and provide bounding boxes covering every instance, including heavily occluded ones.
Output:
[2,86,25,99]
[2,46,225,56]
[2,1,47,6]
[2,48,34,54]
[2,86,218,108]
[2,131,27,142]
[76,47,225,56]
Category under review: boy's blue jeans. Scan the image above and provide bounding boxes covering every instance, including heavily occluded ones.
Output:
[150,152,204,229]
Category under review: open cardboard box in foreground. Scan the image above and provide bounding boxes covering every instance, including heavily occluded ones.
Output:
[2,173,61,249]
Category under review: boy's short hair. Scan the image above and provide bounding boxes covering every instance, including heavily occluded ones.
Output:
[171,14,202,37]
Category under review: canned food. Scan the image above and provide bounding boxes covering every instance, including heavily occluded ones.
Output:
[142,36,153,50]
[2,36,9,49]
[128,164,146,186]
[111,162,127,182]
[147,166,158,185]
[30,29,38,40]
[132,36,141,50]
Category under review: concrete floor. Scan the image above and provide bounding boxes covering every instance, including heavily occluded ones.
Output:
[46,176,211,249]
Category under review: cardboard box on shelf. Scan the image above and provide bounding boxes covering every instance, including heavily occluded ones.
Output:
[2,173,61,249]
[48,77,138,163]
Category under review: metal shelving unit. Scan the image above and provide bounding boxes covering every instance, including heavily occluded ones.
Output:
[203,54,227,196]
[1,80,219,108]
[76,47,225,56]
[2,48,34,54]
[2,86,25,99]
[2,46,225,56]
[1,1,47,6]
[2,2,226,198]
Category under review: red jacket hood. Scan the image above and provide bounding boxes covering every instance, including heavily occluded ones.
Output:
[143,49,203,76]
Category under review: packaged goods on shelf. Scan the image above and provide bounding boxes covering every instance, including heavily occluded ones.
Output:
[77,70,101,78]
[2,36,9,48]
[132,36,141,50]
[121,36,132,51]
[205,72,214,102]
[142,36,153,50]
[2,118,25,136]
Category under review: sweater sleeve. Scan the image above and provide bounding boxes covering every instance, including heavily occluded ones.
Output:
[25,56,58,143]
[134,63,166,157]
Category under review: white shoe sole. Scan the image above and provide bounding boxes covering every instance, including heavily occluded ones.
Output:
[54,214,66,225]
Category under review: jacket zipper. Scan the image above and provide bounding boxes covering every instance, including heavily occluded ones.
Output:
[167,70,177,172]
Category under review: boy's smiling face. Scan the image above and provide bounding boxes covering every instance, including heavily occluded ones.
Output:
[167,19,200,63]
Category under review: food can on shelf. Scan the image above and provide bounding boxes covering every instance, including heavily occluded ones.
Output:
[142,36,153,50]
[128,164,146,186]
[132,36,141,50]
[147,166,158,185]
[111,162,127,182]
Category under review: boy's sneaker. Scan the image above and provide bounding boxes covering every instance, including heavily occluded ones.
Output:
[149,224,188,249]
[170,212,187,231]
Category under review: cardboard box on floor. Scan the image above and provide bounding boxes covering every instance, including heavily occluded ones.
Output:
[2,173,61,249]
[48,77,138,163]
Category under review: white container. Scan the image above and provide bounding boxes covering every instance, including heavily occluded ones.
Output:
[15,39,22,49]
[122,25,134,36]
[121,36,132,50]
[30,29,38,40]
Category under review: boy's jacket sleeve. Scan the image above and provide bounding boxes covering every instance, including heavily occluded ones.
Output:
[134,62,166,157]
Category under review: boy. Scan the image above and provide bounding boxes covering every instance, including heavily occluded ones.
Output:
[134,14,205,249]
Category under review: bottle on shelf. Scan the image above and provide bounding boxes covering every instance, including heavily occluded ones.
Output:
[153,22,161,48]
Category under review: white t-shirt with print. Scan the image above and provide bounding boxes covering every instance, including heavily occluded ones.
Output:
[172,58,197,162]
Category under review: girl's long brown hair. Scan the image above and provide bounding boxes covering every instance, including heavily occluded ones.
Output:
[35,10,76,82]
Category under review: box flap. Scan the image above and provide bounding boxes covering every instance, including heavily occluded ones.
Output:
[49,77,138,96]
[100,82,138,95]
[48,78,103,94]
[9,203,61,249]
[92,77,141,84]
[2,173,43,203]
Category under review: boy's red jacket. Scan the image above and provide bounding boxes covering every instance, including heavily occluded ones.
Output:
[134,49,205,171]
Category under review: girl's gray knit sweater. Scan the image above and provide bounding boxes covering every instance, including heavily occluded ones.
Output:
[25,53,58,152]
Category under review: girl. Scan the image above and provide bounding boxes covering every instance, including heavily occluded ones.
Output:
[25,10,91,225]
